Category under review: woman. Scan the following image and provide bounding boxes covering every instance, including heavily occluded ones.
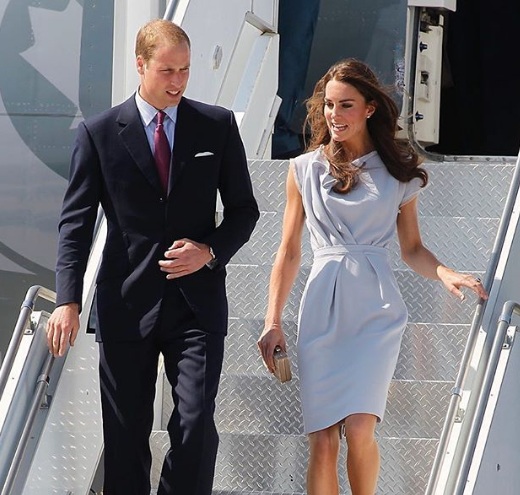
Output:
[257,58,487,495]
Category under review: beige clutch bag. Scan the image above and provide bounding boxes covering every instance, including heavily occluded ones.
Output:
[273,346,292,383]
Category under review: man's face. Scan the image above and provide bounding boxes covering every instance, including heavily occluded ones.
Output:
[136,41,190,109]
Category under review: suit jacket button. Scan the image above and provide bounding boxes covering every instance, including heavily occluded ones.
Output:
[159,197,165,203]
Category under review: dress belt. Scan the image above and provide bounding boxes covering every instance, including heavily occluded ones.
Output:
[313,244,389,259]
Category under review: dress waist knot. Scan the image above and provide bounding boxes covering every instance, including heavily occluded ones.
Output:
[314,244,389,259]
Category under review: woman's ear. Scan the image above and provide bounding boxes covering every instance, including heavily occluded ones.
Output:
[366,102,376,119]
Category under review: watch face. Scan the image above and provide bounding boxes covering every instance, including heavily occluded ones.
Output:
[206,246,218,270]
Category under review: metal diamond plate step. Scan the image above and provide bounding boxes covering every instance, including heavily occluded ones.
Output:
[212,492,304,495]
[226,265,483,324]
[247,159,514,217]
[418,161,514,218]
[151,157,513,495]
[396,323,470,381]
[220,318,468,381]
[149,432,439,494]
[160,373,450,439]
[231,213,498,271]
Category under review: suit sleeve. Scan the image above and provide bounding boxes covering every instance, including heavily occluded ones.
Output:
[203,111,259,267]
[55,121,102,309]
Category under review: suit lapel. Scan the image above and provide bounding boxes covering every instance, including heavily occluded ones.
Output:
[117,96,163,193]
[169,98,198,194]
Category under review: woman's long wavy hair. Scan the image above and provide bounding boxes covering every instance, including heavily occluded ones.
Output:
[304,58,428,194]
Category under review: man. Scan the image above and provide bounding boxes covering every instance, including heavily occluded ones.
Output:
[46,19,259,495]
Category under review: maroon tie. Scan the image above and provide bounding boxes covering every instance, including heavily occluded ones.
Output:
[154,110,171,193]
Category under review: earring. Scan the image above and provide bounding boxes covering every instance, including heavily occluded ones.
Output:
[367,114,372,119]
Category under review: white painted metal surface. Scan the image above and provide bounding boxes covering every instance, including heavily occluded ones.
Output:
[113,0,280,158]
[400,7,445,147]
[179,2,280,158]
[112,0,162,105]
[465,326,520,494]
[0,314,46,489]
[231,28,279,158]
[408,0,456,11]
[432,152,520,494]
[414,21,443,146]
[21,220,106,495]
[0,327,34,435]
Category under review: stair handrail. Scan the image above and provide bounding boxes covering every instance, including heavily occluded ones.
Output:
[163,0,180,21]
[425,148,520,494]
[1,351,55,495]
[0,285,56,400]
[450,301,520,494]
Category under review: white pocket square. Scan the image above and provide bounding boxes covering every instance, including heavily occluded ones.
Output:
[194,151,214,157]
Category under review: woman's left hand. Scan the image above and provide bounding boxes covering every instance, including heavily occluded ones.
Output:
[438,266,488,301]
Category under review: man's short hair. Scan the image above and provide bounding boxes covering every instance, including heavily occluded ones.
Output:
[135,19,191,62]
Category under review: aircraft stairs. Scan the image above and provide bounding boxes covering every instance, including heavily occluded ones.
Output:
[2,150,520,494]
[163,152,519,495]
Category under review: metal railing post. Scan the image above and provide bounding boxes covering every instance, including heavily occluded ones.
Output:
[0,285,56,494]
[163,0,180,20]
[425,151,520,494]
[1,354,55,495]
[451,301,520,494]
[0,286,55,400]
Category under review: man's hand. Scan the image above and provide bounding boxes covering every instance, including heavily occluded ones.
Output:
[46,303,80,357]
[159,238,213,279]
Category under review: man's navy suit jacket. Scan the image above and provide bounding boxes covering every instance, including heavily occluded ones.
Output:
[55,95,259,342]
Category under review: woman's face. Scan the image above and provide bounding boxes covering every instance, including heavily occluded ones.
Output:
[323,79,375,153]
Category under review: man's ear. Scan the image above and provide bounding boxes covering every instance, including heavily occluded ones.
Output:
[136,56,145,75]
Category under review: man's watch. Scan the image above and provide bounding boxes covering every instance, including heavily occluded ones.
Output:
[206,246,218,269]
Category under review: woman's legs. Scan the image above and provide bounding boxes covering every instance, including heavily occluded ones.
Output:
[344,413,380,495]
[306,413,379,495]
[307,425,341,495]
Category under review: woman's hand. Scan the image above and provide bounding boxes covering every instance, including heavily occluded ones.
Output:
[257,323,287,374]
[258,166,302,375]
[437,266,488,301]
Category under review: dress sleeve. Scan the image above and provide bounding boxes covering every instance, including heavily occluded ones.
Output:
[290,156,304,193]
[400,176,428,207]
